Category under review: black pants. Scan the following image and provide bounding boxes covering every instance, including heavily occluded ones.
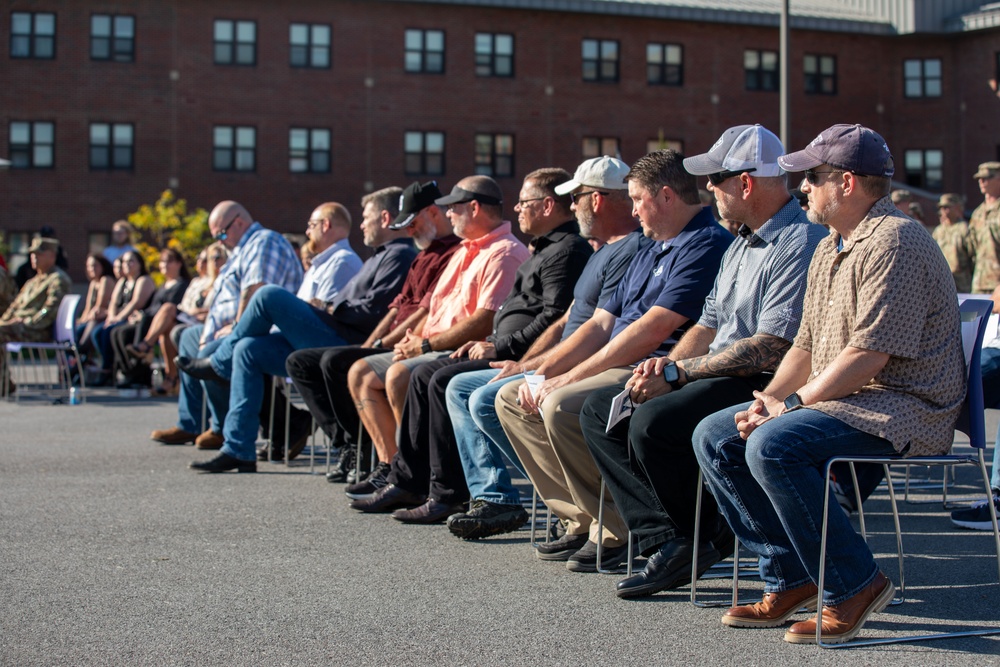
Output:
[579,375,769,557]
[285,346,387,446]
[388,357,493,505]
[109,318,153,385]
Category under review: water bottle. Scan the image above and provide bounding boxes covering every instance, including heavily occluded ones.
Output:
[69,387,80,405]
[151,364,164,393]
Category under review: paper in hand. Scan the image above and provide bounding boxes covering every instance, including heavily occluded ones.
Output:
[606,385,633,433]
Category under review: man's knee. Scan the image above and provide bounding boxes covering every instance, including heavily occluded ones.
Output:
[385,363,411,403]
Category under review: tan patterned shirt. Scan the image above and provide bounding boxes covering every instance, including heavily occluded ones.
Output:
[794,197,965,457]
[932,221,973,293]
[969,198,1000,293]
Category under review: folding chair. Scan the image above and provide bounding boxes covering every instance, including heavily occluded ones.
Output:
[266,375,319,471]
[3,294,84,403]
[815,298,1000,647]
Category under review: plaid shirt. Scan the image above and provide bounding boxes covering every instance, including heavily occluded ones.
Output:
[202,222,303,342]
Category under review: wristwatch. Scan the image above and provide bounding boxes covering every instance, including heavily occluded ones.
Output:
[662,362,683,391]
[421,338,433,354]
[783,392,804,412]
[372,338,383,349]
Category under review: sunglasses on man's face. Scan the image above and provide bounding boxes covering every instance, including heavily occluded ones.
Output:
[707,168,756,186]
[804,169,847,186]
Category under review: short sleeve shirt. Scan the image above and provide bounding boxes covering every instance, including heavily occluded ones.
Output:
[563,230,645,338]
[387,235,462,327]
[794,197,966,456]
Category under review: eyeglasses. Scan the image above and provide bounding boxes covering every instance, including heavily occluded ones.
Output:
[516,197,546,207]
[804,169,847,185]
[307,217,325,228]
[707,168,756,186]
[446,201,473,213]
[210,254,226,261]
[213,214,240,241]
[570,190,608,204]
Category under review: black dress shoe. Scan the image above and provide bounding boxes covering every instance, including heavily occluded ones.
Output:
[535,532,589,561]
[189,452,257,473]
[350,484,426,513]
[615,538,720,598]
[392,499,466,524]
[176,356,228,384]
[257,446,285,462]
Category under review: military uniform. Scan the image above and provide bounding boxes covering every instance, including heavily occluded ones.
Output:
[0,267,16,315]
[933,221,974,293]
[969,199,1000,294]
[0,266,71,383]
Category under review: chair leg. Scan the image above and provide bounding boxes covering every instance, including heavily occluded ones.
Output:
[976,449,1000,583]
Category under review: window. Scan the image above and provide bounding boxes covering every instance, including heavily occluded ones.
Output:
[10,12,55,59]
[474,134,514,177]
[646,43,683,86]
[290,23,330,68]
[91,14,134,62]
[289,128,331,173]
[9,121,54,169]
[804,54,836,95]
[404,29,444,73]
[475,32,513,77]
[582,39,619,82]
[903,149,943,190]
[404,131,444,175]
[647,138,684,154]
[214,20,255,66]
[904,58,942,98]
[582,136,619,160]
[745,49,778,91]
[89,123,133,170]
[213,126,255,172]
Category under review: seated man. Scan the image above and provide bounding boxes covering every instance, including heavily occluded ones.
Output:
[0,237,71,392]
[578,125,826,597]
[495,149,732,572]
[350,167,592,522]
[444,156,642,539]
[185,188,417,473]
[150,201,303,447]
[344,175,529,491]
[286,181,461,479]
[694,124,964,644]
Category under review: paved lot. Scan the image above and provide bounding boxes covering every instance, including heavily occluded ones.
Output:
[1,391,999,666]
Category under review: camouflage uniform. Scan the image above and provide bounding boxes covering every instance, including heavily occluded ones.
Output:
[932,221,974,293]
[969,198,1000,294]
[0,267,16,315]
[0,267,71,384]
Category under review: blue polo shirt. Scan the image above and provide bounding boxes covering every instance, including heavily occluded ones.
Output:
[601,206,731,355]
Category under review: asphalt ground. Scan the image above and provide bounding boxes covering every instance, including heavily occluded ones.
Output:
[1,389,999,666]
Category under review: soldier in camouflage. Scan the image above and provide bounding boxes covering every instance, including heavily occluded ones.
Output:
[932,192,973,293]
[970,162,1000,297]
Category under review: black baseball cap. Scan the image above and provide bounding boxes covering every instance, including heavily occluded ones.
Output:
[389,181,443,230]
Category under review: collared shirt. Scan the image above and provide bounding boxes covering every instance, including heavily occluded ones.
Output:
[601,207,730,355]
[1,267,71,331]
[203,222,303,342]
[421,221,530,339]
[487,220,592,359]
[563,229,644,338]
[321,237,418,344]
[297,237,362,303]
[795,196,965,456]
[969,198,1000,293]
[387,234,462,327]
[699,198,827,353]
[933,221,974,293]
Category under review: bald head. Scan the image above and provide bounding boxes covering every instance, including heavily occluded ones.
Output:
[308,201,353,251]
[209,200,253,248]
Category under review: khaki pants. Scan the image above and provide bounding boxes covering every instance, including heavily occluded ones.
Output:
[496,368,633,546]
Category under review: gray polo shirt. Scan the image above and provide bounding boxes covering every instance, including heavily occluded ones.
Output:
[698,198,827,353]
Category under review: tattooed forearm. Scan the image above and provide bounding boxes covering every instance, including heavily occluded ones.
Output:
[680,334,791,381]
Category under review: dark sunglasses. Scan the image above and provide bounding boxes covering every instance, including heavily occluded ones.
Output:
[804,169,847,185]
[707,168,756,186]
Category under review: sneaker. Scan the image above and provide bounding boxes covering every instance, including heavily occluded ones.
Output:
[565,541,630,573]
[447,499,529,540]
[326,446,357,483]
[950,493,1000,531]
[535,532,589,561]
[345,461,391,500]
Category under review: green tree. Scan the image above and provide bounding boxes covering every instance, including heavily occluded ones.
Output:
[127,190,210,285]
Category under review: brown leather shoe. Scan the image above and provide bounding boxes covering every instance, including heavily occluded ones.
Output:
[784,571,894,644]
[150,426,198,445]
[194,429,224,450]
[722,581,819,628]
[391,499,465,524]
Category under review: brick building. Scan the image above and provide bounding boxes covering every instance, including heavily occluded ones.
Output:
[2,0,1000,279]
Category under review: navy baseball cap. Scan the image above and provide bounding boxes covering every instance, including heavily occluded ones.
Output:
[779,124,894,178]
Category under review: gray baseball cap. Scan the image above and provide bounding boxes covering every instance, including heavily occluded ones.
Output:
[683,124,785,177]
[554,156,631,195]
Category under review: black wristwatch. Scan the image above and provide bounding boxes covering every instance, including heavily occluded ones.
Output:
[783,392,804,412]
[662,362,683,391]
[421,338,433,354]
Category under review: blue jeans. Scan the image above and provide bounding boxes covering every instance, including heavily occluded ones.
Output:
[215,286,347,461]
[693,403,896,604]
[91,321,121,371]
[447,368,528,505]
[979,347,1000,491]
[176,325,225,434]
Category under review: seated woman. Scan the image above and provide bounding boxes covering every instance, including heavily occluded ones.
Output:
[111,247,190,389]
[126,243,228,395]
[74,254,115,364]
[90,250,156,385]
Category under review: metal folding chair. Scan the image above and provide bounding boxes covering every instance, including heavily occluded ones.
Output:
[815,298,1000,647]
[3,294,84,403]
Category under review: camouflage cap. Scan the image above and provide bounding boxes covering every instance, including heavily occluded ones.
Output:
[973,162,1000,179]
[890,189,912,203]
[27,237,59,254]
[937,193,964,208]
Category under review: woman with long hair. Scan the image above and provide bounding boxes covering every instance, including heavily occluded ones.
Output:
[90,250,155,385]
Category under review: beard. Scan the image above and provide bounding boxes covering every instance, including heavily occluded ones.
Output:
[807,194,840,227]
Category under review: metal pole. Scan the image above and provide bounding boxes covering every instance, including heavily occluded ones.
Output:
[780,0,790,147]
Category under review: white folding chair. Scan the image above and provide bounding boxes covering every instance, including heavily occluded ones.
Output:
[814,298,1000,647]
[3,294,84,403]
